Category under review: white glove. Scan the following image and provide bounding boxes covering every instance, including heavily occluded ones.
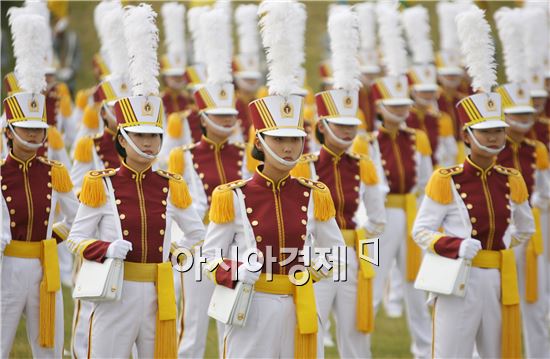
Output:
[106,239,133,259]
[237,262,261,285]
[458,238,482,260]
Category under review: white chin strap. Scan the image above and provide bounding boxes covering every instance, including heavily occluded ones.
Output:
[413,94,437,109]
[380,104,409,123]
[439,76,461,89]
[102,103,117,124]
[201,113,236,136]
[8,124,45,150]
[322,120,354,147]
[506,118,534,132]
[466,127,505,155]
[119,127,161,160]
[256,133,303,168]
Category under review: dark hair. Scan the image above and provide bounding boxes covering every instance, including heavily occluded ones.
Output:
[115,131,127,158]
[462,129,471,149]
[251,133,265,161]
[314,122,325,144]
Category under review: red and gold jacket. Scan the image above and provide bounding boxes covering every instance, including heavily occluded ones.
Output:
[359,86,376,132]
[437,90,467,142]
[161,88,190,116]
[528,117,550,151]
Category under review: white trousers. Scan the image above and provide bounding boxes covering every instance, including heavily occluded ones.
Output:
[433,267,503,358]
[1,256,64,358]
[223,292,323,358]
[373,208,432,359]
[88,280,158,358]
[514,238,550,358]
[383,261,404,317]
[315,247,371,358]
[71,299,93,359]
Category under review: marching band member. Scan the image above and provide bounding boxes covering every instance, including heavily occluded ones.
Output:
[66,5,205,358]
[167,7,249,358]
[402,5,457,168]
[413,7,535,357]
[202,2,344,357]
[371,4,434,358]
[1,10,78,357]
[291,7,386,357]
[493,9,550,356]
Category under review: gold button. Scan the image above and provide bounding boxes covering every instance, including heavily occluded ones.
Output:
[119,214,126,220]
[354,175,360,180]
[266,182,271,187]
[46,207,50,213]
[95,146,101,151]
[466,204,473,209]
[505,182,510,187]
[301,219,307,225]
[455,183,461,189]
[194,163,199,169]
[132,174,136,179]
[116,199,122,205]
[199,173,205,179]
[355,198,360,204]
[160,229,165,235]
[238,161,243,166]
[505,194,510,199]
[506,205,511,210]
[301,206,307,212]
[507,218,511,223]
[162,187,168,193]
[99,154,104,159]
[161,213,166,219]
[6,196,12,202]
[47,194,51,199]
[460,193,467,199]
[157,246,163,252]
[9,209,15,214]
[123,230,129,236]
[256,235,262,242]
[10,221,16,227]
[1,185,6,190]
[251,220,259,226]
[354,186,359,192]
[471,229,478,236]
[44,220,48,226]
[384,170,390,176]
[471,217,477,223]
[246,208,253,214]
[304,191,310,197]
[239,151,244,156]
[204,184,209,190]
[237,171,242,176]
[476,172,480,176]
[162,200,167,206]
[47,172,50,176]
[207,196,212,202]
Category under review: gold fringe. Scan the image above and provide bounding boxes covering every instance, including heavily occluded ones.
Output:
[57,82,71,99]
[509,172,529,204]
[155,312,177,359]
[169,178,192,209]
[209,187,235,224]
[167,113,183,139]
[82,105,99,130]
[294,328,317,359]
[525,239,538,303]
[501,303,522,358]
[356,274,374,333]
[39,279,56,348]
[60,94,72,118]
[303,105,315,123]
[415,130,432,156]
[75,89,89,110]
[438,112,454,137]
[47,126,65,150]
[351,135,369,156]
[74,137,94,163]
[312,184,336,221]
[51,162,73,193]
[290,160,312,179]
[535,140,549,170]
[80,173,107,208]
[425,171,453,205]
[168,147,185,175]
[360,157,378,185]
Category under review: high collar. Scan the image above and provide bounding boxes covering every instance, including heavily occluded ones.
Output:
[506,135,525,147]
[251,166,290,191]
[320,145,344,162]
[104,127,116,139]
[119,160,153,180]
[464,156,496,177]
[379,125,400,139]
[6,151,36,169]
[200,135,228,151]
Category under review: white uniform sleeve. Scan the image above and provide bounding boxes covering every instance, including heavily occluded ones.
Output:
[66,202,111,255]
[70,160,93,192]
[362,183,386,237]
[509,199,535,246]
[1,195,12,250]
[413,196,452,250]
[168,198,205,250]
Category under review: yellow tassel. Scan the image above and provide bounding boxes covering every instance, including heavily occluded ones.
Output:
[535,140,550,170]
[501,303,522,359]
[405,194,421,281]
[312,184,336,221]
[75,90,89,110]
[356,274,374,333]
[169,178,192,209]
[360,157,378,185]
[456,141,466,164]
[438,112,455,137]
[290,160,312,179]
[209,187,235,224]
[357,108,367,131]
[74,137,94,163]
[51,162,73,193]
[415,129,432,156]
[255,86,269,99]
[60,94,72,118]
[82,105,99,130]
[294,329,317,359]
[509,171,529,204]
[80,173,107,208]
[167,113,183,139]
[168,147,185,175]
[303,105,315,123]
[39,239,60,348]
[525,239,538,303]
[56,82,71,99]
[351,134,369,156]
[425,170,453,205]
[47,126,65,150]
[155,312,177,359]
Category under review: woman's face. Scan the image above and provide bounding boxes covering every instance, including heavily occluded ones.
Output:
[319,121,358,152]
[201,113,238,139]
[464,127,506,157]
[256,135,304,171]
[7,127,46,153]
[119,132,162,165]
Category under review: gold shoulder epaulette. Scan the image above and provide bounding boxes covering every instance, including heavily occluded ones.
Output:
[209,179,248,224]
[494,165,520,177]
[437,165,464,177]
[79,169,116,207]
[299,153,318,163]
[296,178,335,221]
[182,143,197,151]
[523,138,537,147]
[156,169,184,181]
[37,156,63,167]
[232,141,247,150]
[424,165,463,205]
[157,170,192,209]
[494,165,528,204]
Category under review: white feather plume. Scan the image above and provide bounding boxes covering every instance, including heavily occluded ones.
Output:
[258,0,305,97]
[355,2,377,51]
[161,3,186,66]
[456,6,497,92]
[188,6,209,64]
[295,2,307,75]
[23,0,54,69]
[94,1,120,65]
[235,5,260,56]
[402,6,434,64]
[494,7,525,83]
[102,3,128,79]
[437,2,461,51]
[522,8,548,70]
[328,6,361,91]
[201,7,232,85]
[123,4,159,96]
[376,2,408,76]
[7,8,48,94]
